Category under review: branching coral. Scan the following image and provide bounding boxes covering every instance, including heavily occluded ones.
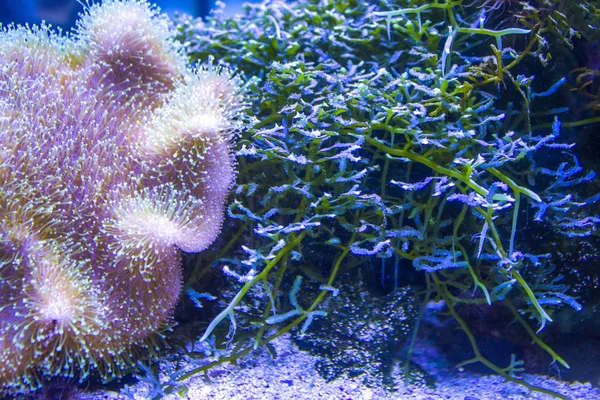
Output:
[161,1,598,399]
[0,0,244,393]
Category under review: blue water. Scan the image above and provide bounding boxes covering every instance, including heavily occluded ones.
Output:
[0,0,251,27]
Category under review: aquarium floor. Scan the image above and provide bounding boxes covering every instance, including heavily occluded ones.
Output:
[79,335,598,400]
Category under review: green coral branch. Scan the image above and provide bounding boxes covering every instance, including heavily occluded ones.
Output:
[436,277,569,400]
[457,27,532,37]
[168,1,596,397]
[533,115,600,130]
[504,299,570,369]
[362,135,541,203]
[198,232,308,343]
[372,1,463,18]
[509,269,553,328]
[361,134,553,327]
[162,235,354,395]
[455,239,491,305]
[374,0,530,57]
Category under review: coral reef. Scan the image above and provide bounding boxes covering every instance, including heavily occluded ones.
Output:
[157,1,598,399]
[0,0,243,393]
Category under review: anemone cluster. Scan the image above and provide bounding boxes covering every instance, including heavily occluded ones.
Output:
[0,0,243,392]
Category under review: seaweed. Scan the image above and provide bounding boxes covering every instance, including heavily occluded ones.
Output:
[156,1,599,398]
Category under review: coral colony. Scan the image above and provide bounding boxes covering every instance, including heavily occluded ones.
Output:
[158,1,599,398]
[0,0,243,393]
[1,0,600,398]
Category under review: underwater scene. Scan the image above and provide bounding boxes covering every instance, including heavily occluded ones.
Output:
[0,0,599,399]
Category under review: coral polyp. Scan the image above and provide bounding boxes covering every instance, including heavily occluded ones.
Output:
[0,0,244,393]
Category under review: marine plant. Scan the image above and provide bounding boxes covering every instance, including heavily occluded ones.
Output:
[0,0,244,393]
[159,0,599,398]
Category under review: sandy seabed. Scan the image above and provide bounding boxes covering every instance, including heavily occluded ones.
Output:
[80,334,600,400]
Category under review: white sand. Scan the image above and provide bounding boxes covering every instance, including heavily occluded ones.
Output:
[83,335,599,400]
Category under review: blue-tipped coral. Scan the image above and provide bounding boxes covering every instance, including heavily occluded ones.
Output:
[164,1,598,398]
[0,0,244,393]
